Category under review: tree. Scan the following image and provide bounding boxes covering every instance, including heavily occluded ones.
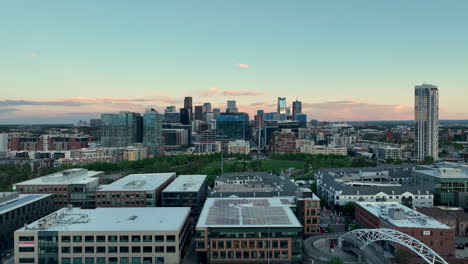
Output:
[328,257,344,264]
[395,250,412,264]
[422,156,434,165]
[342,202,356,216]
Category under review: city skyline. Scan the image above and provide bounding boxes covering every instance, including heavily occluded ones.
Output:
[1,1,468,123]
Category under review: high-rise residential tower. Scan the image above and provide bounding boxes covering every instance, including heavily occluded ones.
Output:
[143,108,164,156]
[292,99,302,118]
[101,111,143,147]
[414,84,439,162]
[277,97,287,115]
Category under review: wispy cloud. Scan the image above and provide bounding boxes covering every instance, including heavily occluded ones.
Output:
[223,90,267,96]
[30,53,39,57]
[239,64,249,68]
[201,87,219,97]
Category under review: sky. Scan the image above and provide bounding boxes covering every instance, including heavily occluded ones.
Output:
[1,0,467,124]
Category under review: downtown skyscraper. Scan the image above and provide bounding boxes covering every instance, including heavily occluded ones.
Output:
[292,99,302,118]
[414,84,439,162]
[143,108,164,156]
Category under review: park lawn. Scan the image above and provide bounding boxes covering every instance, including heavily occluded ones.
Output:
[262,160,305,171]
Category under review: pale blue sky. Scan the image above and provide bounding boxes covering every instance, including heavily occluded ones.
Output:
[1,0,467,123]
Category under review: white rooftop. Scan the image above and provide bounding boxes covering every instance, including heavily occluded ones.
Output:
[197,197,302,228]
[98,173,175,191]
[163,175,207,193]
[0,193,52,214]
[19,207,190,232]
[357,202,450,229]
[14,169,102,186]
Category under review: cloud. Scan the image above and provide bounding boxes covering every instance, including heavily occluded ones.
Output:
[0,108,19,114]
[201,87,219,97]
[31,53,38,57]
[0,99,83,107]
[239,64,249,68]
[223,90,267,96]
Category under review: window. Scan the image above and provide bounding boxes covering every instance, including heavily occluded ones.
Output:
[97,246,106,253]
[166,246,176,253]
[62,258,71,264]
[143,235,152,242]
[85,247,94,253]
[73,247,83,253]
[108,236,117,242]
[108,246,117,253]
[155,235,164,242]
[132,246,141,253]
[73,236,82,243]
[19,258,35,263]
[218,241,224,249]
[166,235,175,242]
[132,257,141,264]
[155,257,164,264]
[85,258,94,264]
[120,258,129,264]
[19,247,34,252]
[108,258,117,264]
[85,236,94,243]
[132,236,141,242]
[19,236,34,241]
[213,252,219,259]
[143,246,152,253]
[143,257,152,264]
[62,247,71,253]
[61,236,71,243]
[96,258,105,264]
[73,258,83,264]
[120,246,129,253]
[96,236,106,242]
[119,235,129,242]
[155,246,164,253]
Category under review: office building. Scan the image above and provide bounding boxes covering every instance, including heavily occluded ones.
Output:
[15,207,192,264]
[212,108,221,118]
[194,106,204,120]
[162,175,208,219]
[413,162,468,206]
[295,113,307,125]
[292,100,302,118]
[165,106,177,113]
[227,140,250,155]
[0,192,55,255]
[14,169,103,208]
[143,108,164,156]
[89,119,101,141]
[377,146,404,162]
[414,84,439,161]
[101,112,143,147]
[215,113,250,141]
[96,173,175,207]
[179,108,190,125]
[184,96,193,120]
[122,146,148,161]
[277,97,287,115]
[316,166,434,209]
[356,202,455,257]
[296,188,321,235]
[203,103,212,113]
[195,197,303,263]
[226,100,238,113]
[162,129,189,150]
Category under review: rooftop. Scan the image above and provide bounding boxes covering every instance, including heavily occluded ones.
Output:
[13,169,102,186]
[0,193,52,215]
[20,207,190,232]
[98,173,175,191]
[197,197,301,228]
[415,163,468,179]
[357,202,450,229]
[163,175,207,193]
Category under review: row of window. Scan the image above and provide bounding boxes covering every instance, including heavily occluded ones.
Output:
[203,231,300,239]
[211,250,289,260]
[19,257,164,264]
[96,193,151,199]
[60,245,176,254]
[60,235,176,243]
[196,240,289,249]
[17,187,68,192]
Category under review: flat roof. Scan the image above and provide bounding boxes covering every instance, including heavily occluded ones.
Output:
[415,168,468,179]
[163,175,207,193]
[19,207,190,232]
[14,169,102,186]
[98,173,175,191]
[197,197,301,229]
[0,193,52,215]
[357,202,450,229]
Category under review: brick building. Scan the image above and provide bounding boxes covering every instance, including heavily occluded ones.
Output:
[355,202,455,258]
[296,188,321,235]
[270,129,296,153]
[96,173,175,207]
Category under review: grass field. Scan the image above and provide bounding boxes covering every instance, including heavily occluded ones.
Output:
[261,160,305,171]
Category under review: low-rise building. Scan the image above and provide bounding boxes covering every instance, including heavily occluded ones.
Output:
[417,207,468,236]
[13,168,103,208]
[376,146,404,161]
[14,207,192,264]
[162,175,208,220]
[316,166,434,209]
[195,197,303,263]
[355,202,455,258]
[122,146,148,161]
[296,188,321,235]
[300,145,347,156]
[271,129,296,153]
[0,192,55,256]
[96,173,175,207]
[227,140,250,155]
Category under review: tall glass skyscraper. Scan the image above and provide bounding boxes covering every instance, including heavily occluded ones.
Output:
[101,112,142,147]
[277,97,287,115]
[414,84,439,161]
[143,108,164,156]
[292,100,302,119]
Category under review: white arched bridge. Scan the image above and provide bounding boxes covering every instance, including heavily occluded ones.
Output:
[339,228,448,264]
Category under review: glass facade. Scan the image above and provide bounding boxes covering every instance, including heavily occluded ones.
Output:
[101,112,143,147]
[215,114,249,141]
[143,109,163,156]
